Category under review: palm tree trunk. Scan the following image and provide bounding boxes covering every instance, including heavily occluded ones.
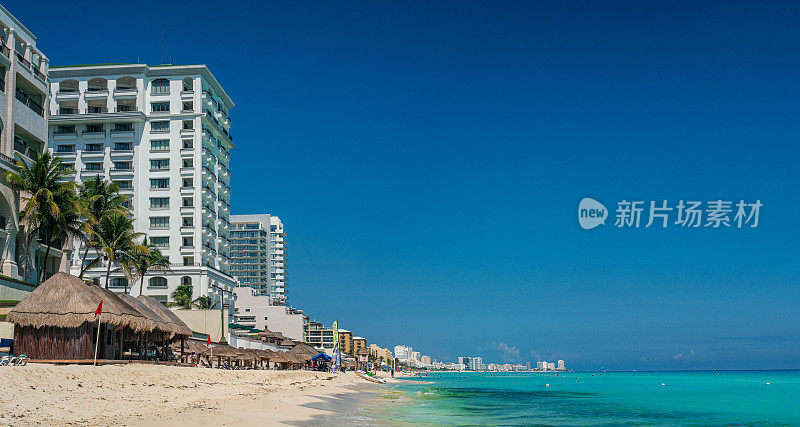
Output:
[104,255,113,289]
[139,274,146,296]
[40,234,52,283]
[79,240,91,278]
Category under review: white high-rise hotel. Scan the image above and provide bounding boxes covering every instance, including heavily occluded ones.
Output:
[0,5,61,285]
[47,64,236,308]
[230,214,287,305]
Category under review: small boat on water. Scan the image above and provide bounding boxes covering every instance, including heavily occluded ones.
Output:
[356,370,387,384]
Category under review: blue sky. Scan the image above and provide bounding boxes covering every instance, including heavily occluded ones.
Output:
[11,0,800,370]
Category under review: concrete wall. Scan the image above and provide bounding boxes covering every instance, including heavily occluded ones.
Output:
[173,308,229,343]
[0,276,34,300]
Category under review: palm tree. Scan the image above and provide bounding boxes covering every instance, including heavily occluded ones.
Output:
[193,295,219,309]
[169,283,195,309]
[131,237,171,295]
[39,191,85,281]
[3,151,74,281]
[89,213,145,289]
[76,176,130,278]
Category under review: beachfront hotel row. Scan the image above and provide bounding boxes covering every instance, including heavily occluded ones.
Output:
[0,3,382,364]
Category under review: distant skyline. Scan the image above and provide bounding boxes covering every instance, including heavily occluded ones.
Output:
[11,0,800,370]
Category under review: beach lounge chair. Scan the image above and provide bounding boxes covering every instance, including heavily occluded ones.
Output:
[0,355,13,366]
[13,355,28,366]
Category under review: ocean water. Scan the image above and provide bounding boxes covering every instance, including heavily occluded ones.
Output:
[365,371,800,425]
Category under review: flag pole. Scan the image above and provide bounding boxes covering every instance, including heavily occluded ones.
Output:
[93,313,101,366]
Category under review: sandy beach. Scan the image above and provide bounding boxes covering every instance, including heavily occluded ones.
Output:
[0,364,401,426]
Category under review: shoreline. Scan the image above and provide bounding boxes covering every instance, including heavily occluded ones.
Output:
[0,363,404,426]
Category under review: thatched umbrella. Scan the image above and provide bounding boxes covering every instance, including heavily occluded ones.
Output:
[289,342,320,358]
[136,295,193,336]
[118,294,173,336]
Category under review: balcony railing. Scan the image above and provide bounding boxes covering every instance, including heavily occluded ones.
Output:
[53,128,77,135]
[15,89,44,116]
[86,88,108,93]
[14,140,37,159]
[32,66,47,81]
[112,125,134,133]
[0,44,9,58]
[16,53,31,68]
[58,88,79,94]
[116,105,136,112]
[87,107,108,113]
[58,108,78,115]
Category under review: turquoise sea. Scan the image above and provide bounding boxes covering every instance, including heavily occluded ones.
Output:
[359,371,800,425]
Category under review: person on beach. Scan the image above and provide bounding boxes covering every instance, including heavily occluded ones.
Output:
[391,368,395,378]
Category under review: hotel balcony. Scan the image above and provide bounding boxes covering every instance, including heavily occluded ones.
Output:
[112,86,138,99]
[84,87,109,100]
[55,88,80,101]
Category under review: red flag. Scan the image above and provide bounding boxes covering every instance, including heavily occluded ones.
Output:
[94,300,103,319]
[207,335,211,347]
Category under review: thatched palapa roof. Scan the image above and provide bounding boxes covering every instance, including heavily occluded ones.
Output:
[289,342,320,357]
[136,295,193,336]
[7,272,151,332]
[118,294,173,336]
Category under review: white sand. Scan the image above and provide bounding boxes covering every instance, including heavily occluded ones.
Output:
[0,364,378,426]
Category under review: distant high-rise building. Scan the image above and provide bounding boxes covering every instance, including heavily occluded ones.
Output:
[395,345,412,359]
[547,362,556,370]
[526,361,532,370]
[557,360,565,370]
[230,214,287,304]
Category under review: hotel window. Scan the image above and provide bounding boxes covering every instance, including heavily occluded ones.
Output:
[182,101,193,112]
[85,143,103,152]
[150,178,169,189]
[150,197,169,209]
[113,161,131,170]
[182,159,193,168]
[151,78,169,94]
[110,278,128,288]
[55,125,76,134]
[182,139,193,149]
[151,101,170,113]
[115,180,132,189]
[151,139,169,151]
[113,123,133,132]
[182,120,194,130]
[150,237,169,248]
[182,236,193,247]
[182,197,193,207]
[86,124,104,133]
[150,217,169,228]
[85,162,103,171]
[182,178,193,188]
[150,159,169,170]
[113,142,131,151]
[182,217,193,227]
[60,163,75,172]
[148,276,168,287]
[151,121,169,132]
[56,145,74,153]
[183,256,194,266]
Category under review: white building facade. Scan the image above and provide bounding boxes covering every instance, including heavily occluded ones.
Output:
[47,64,236,309]
[230,214,287,304]
[232,286,305,340]
[0,4,61,286]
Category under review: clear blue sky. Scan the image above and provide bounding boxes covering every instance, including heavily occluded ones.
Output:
[11,0,800,370]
